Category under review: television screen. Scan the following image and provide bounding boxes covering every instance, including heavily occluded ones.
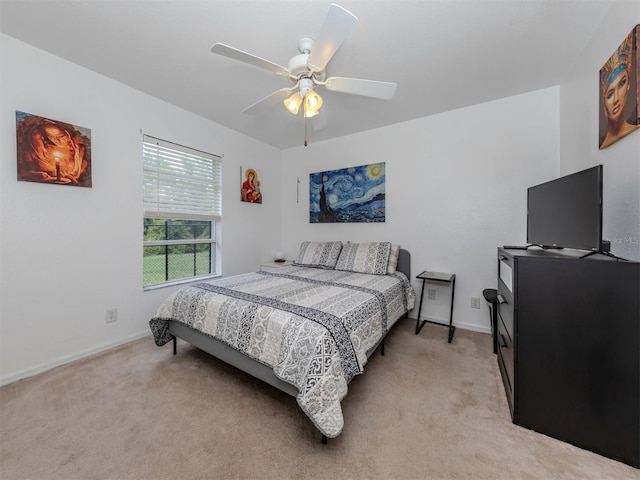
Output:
[527,165,603,251]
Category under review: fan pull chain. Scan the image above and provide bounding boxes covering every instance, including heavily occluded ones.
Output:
[304,117,308,146]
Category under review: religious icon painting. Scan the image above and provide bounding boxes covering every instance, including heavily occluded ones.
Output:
[16,111,92,187]
[598,25,640,150]
[309,162,385,223]
[240,166,262,204]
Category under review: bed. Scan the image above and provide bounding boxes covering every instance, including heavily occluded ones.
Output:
[149,241,415,441]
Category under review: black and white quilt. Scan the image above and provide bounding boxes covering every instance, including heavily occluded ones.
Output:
[150,265,415,438]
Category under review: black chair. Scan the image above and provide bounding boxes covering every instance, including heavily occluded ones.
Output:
[483,288,498,354]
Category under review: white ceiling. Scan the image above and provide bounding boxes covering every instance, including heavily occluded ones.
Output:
[0,0,613,149]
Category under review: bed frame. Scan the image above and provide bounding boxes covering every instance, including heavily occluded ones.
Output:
[169,249,411,442]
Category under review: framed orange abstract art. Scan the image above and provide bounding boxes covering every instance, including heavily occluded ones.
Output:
[16,111,92,187]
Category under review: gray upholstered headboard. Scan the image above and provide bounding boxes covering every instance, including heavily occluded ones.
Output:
[397,249,411,280]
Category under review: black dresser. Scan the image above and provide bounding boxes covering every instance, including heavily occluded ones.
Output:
[496,247,639,468]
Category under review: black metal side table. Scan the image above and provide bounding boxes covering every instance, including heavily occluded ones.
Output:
[415,270,456,343]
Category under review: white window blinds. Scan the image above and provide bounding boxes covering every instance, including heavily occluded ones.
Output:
[143,135,222,220]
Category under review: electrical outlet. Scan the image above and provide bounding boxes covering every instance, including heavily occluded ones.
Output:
[428,289,436,300]
[106,308,118,323]
[471,297,481,309]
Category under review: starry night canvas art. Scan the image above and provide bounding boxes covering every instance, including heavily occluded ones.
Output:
[309,162,385,223]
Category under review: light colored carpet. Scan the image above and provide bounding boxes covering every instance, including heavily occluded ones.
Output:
[1,318,636,480]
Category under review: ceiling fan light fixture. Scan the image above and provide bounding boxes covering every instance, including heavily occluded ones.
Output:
[284,92,303,115]
[212,3,398,141]
[303,90,323,118]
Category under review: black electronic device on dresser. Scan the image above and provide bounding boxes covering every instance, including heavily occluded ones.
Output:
[496,247,639,468]
[526,165,603,253]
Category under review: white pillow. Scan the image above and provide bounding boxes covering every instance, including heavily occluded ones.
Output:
[335,242,392,275]
[293,241,343,269]
[387,245,401,274]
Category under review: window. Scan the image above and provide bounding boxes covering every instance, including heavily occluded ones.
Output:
[143,135,222,288]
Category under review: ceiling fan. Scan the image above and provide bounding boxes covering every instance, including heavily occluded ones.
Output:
[211,3,397,130]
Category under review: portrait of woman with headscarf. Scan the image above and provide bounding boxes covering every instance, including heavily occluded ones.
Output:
[599,26,639,150]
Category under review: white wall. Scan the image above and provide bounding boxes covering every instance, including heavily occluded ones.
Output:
[280,87,560,332]
[0,35,283,384]
[560,1,640,261]
[8,1,638,384]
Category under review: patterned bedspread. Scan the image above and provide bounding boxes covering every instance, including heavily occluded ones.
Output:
[149,265,415,438]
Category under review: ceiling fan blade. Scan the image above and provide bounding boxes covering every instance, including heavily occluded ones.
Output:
[324,77,397,100]
[211,43,290,77]
[307,4,357,73]
[242,87,296,115]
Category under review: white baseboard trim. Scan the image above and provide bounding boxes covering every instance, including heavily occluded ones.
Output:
[2,319,492,387]
[451,320,492,334]
[407,316,492,335]
[0,330,151,387]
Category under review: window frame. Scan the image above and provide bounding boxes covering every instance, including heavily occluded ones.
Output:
[142,135,222,290]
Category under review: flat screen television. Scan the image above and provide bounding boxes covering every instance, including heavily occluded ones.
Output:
[526,165,603,251]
